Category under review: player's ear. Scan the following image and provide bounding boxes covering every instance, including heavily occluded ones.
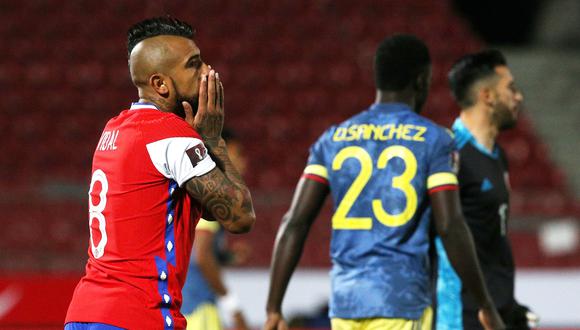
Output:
[150,74,170,96]
[414,69,430,92]
[479,86,495,107]
[473,82,492,107]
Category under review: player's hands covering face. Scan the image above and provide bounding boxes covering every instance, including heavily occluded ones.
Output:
[182,69,224,145]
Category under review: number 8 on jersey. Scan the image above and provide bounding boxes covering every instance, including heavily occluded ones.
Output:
[89,169,108,259]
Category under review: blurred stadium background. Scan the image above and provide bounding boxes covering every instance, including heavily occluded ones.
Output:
[0,0,579,329]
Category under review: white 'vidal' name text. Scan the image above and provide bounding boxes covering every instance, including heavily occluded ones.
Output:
[97,130,119,151]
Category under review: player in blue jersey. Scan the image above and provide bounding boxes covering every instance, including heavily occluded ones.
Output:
[436,50,538,330]
[263,35,504,330]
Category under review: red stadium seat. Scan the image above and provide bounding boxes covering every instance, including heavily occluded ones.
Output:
[0,0,576,271]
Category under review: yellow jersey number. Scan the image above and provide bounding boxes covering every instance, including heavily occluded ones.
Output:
[331,146,418,230]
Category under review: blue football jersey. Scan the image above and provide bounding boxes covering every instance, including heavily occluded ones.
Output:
[303,103,458,319]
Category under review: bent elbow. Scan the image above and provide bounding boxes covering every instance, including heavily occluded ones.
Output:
[226,214,255,234]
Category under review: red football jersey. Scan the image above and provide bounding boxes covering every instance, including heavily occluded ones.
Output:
[66,103,216,329]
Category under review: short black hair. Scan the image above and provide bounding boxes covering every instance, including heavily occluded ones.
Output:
[448,49,507,108]
[127,16,194,56]
[374,34,431,91]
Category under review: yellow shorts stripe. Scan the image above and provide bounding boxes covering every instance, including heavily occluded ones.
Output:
[304,164,329,179]
[184,303,222,330]
[331,307,432,330]
[427,172,458,189]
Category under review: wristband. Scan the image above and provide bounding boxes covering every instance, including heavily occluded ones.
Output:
[218,292,241,315]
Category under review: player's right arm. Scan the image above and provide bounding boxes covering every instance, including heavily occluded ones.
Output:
[182,70,255,234]
[264,176,329,330]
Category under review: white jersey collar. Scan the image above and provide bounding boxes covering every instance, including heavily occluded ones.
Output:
[130,102,159,111]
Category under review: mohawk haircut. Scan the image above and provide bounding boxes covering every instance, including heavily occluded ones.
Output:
[448,50,507,108]
[374,34,431,91]
[127,16,194,56]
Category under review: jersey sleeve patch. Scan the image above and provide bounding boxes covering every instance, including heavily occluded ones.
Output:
[427,172,458,192]
[186,143,208,167]
[146,137,216,186]
[195,218,220,232]
[303,164,329,184]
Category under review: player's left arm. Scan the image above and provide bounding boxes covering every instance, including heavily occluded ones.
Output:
[182,71,255,234]
[498,149,538,328]
[264,176,329,330]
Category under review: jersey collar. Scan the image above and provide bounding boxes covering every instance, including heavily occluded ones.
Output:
[369,102,413,113]
[452,117,499,159]
[129,102,159,111]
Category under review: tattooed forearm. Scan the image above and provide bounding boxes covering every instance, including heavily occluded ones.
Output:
[205,195,233,221]
[185,164,255,233]
[205,138,244,182]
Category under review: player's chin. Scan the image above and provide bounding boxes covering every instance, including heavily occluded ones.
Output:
[501,116,518,130]
[511,106,521,120]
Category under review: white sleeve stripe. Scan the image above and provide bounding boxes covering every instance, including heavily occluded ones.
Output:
[177,156,216,187]
[146,137,216,186]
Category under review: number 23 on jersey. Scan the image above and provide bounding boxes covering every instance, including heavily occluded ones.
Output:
[331,146,418,230]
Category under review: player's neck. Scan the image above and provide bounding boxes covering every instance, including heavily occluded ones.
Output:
[375,90,415,110]
[137,96,173,113]
[460,107,498,152]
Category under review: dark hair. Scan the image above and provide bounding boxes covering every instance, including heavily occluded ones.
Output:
[374,34,431,91]
[127,17,194,56]
[448,49,507,108]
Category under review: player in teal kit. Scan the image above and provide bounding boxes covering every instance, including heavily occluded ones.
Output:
[263,35,504,330]
[436,50,537,330]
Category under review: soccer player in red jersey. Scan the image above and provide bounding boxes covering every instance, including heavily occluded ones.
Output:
[65,17,255,330]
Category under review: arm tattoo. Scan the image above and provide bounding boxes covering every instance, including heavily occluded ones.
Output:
[185,169,239,224]
[205,139,244,183]
[185,140,253,227]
